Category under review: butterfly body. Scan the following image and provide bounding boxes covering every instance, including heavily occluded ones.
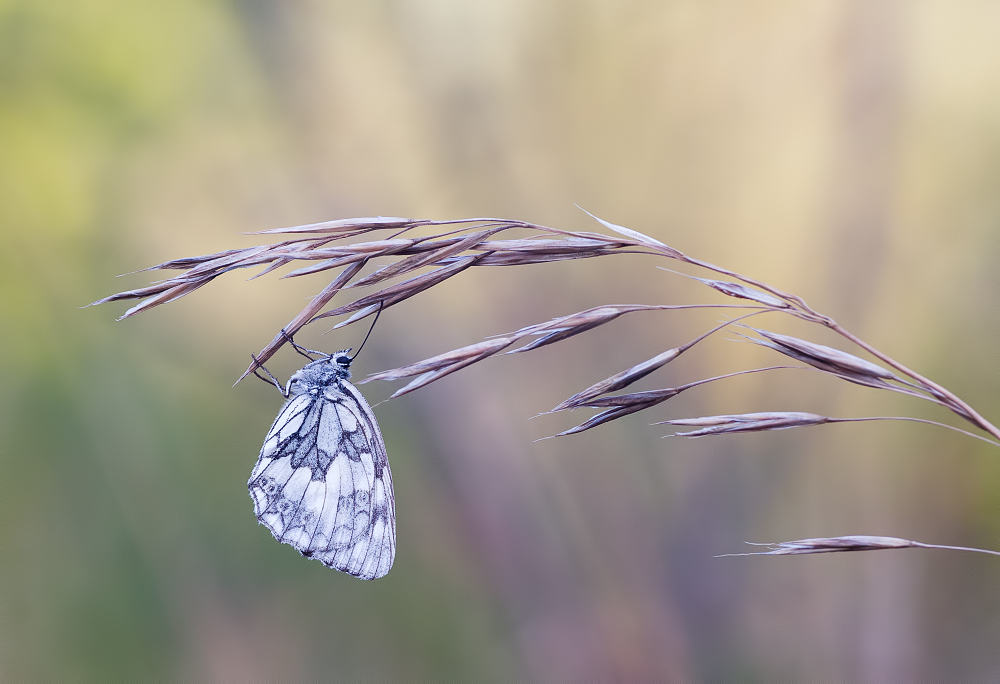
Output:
[249,351,395,579]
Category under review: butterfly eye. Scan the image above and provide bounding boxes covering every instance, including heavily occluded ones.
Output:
[335,354,351,367]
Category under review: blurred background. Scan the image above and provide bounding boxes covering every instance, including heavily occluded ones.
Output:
[3,0,1000,680]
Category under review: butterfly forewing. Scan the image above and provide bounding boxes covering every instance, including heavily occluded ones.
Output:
[249,354,395,579]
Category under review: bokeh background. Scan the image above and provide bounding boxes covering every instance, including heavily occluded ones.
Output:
[4,1,1000,680]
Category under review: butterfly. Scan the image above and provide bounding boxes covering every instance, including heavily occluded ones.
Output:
[248,345,395,579]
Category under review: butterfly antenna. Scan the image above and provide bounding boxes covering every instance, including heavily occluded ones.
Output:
[351,301,383,361]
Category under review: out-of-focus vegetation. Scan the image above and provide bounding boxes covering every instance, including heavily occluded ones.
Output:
[2,1,1000,680]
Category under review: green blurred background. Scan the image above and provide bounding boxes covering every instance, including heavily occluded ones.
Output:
[3,1,1000,680]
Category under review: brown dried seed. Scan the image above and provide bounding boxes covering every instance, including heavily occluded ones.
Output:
[88,281,176,306]
[552,388,686,435]
[576,387,682,408]
[118,280,211,319]
[577,207,679,254]
[660,412,829,437]
[268,239,417,261]
[177,244,280,278]
[747,336,891,389]
[555,405,645,436]
[775,536,914,552]
[386,340,516,398]
[751,328,896,380]
[451,249,622,266]
[470,237,616,252]
[250,241,335,279]
[691,277,788,308]
[313,253,488,320]
[331,303,383,330]
[551,348,682,411]
[283,253,373,278]
[720,535,1000,557]
[508,306,627,353]
[145,248,246,271]
[248,216,416,235]
[721,536,915,556]
[362,337,518,383]
[348,229,501,289]
[511,307,613,335]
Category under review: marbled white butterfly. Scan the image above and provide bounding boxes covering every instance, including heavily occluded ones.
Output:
[249,343,395,579]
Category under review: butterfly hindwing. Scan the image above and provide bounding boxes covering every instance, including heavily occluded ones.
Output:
[249,355,395,580]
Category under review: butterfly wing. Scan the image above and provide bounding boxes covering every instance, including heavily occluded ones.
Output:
[249,381,395,579]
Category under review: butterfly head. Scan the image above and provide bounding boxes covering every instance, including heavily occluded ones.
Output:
[331,349,353,370]
[287,349,353,395]
[316,348,353,380]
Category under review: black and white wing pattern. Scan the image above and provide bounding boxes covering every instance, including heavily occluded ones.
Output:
[249,353,395,579]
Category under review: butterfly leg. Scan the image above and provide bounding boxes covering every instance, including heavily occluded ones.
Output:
[251,353,290,397]
[280,328,327,360]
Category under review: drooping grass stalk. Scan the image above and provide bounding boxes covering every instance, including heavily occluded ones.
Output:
[92,212,1000,556]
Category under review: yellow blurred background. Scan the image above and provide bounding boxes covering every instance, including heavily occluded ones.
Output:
[3,0,1000,680]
